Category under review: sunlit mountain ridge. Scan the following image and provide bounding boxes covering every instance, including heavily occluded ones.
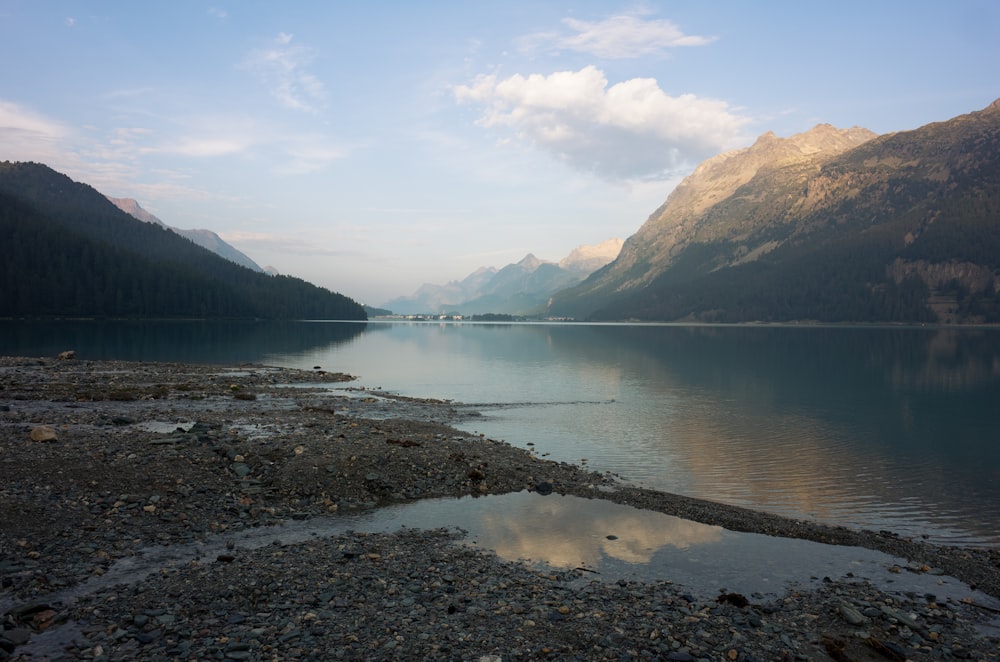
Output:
[549,99,1000,323]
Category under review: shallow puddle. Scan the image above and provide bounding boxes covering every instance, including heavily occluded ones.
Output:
[23,491,997,610]
[5,491,1000,658]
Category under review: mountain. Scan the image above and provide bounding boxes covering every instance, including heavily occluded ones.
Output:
[548,100,1000,323]
[383,239,622,315]
[559,238,625,273]
[107,197,264,273]
[0,161,366,320]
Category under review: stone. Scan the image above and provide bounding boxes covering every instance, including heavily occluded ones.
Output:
[838,602,868,626]
[1,627,31,646]
[57,350,76,360]
[30,425,58,442]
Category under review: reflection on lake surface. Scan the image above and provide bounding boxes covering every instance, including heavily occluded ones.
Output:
[268,322,1000,548]
[1,320,998,547]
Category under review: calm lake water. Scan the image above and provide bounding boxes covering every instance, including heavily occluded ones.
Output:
[2,319,998,548]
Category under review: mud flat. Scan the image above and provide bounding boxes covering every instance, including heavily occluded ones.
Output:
[1,355,998,660]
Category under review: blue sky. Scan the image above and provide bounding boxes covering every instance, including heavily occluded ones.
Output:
[2,2,997,305]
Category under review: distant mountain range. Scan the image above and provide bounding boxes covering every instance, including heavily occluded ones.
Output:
[0,161,365,320]
[107,197,264,273]
[549,100,1000,324]
[383,238,623,315]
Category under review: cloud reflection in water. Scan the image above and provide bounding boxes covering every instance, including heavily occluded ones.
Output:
[474,494,724,568]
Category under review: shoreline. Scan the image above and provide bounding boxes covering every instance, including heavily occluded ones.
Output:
[2,355,998,660]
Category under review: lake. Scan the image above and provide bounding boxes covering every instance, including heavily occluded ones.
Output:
[2,319,998,548]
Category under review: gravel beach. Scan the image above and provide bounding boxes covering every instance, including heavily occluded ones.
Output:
[2,355,998,661]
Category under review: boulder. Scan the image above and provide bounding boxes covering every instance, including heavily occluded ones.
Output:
[30,425,58,442]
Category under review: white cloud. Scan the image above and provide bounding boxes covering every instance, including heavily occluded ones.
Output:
[243,33,326,112]
[520,11,714,59]
[454,66,749,181]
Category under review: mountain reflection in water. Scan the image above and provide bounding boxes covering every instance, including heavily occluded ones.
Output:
[2,320,997,547]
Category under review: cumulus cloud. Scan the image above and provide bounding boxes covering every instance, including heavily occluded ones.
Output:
[243,33,326,112]
[454,66,749,181]
[521,11,714,59]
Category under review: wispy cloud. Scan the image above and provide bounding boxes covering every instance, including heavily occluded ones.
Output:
[454,66,749,181]
[0,100,68,141]
[520,10,714,59]
[208,7,228,20]
[275,143,346,175]
[158,137,250,158]
[243,32,326,112]
[0,98,235,202]
[220,231,360,257]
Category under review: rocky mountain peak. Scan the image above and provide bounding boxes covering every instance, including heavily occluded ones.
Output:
[647,123,878,225]
[559,238,624,273]
[106,197,165,226]
[107,196,263,273]
[548,100,1000,323]
[517,253,545,272]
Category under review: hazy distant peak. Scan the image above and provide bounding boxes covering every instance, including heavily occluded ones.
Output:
[106,196,165,226]
[517,253,546,272]
[559,238,624,273]
[108,195,263,273]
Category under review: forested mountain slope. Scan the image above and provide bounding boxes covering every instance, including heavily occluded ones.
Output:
[549,100,1000,323]
[0,162,365,320]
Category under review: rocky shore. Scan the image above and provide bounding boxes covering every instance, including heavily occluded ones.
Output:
[1,355,998,661]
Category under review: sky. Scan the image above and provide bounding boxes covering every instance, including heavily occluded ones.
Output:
[1,2,998,306]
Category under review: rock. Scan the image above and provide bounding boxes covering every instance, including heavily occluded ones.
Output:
[717,592,749,608]
[30,425,58,442]
[1,628,31,646]
[535,481,554,495]
[838,602,869,626]
[57,350,76,360]
[231,463,251,478]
